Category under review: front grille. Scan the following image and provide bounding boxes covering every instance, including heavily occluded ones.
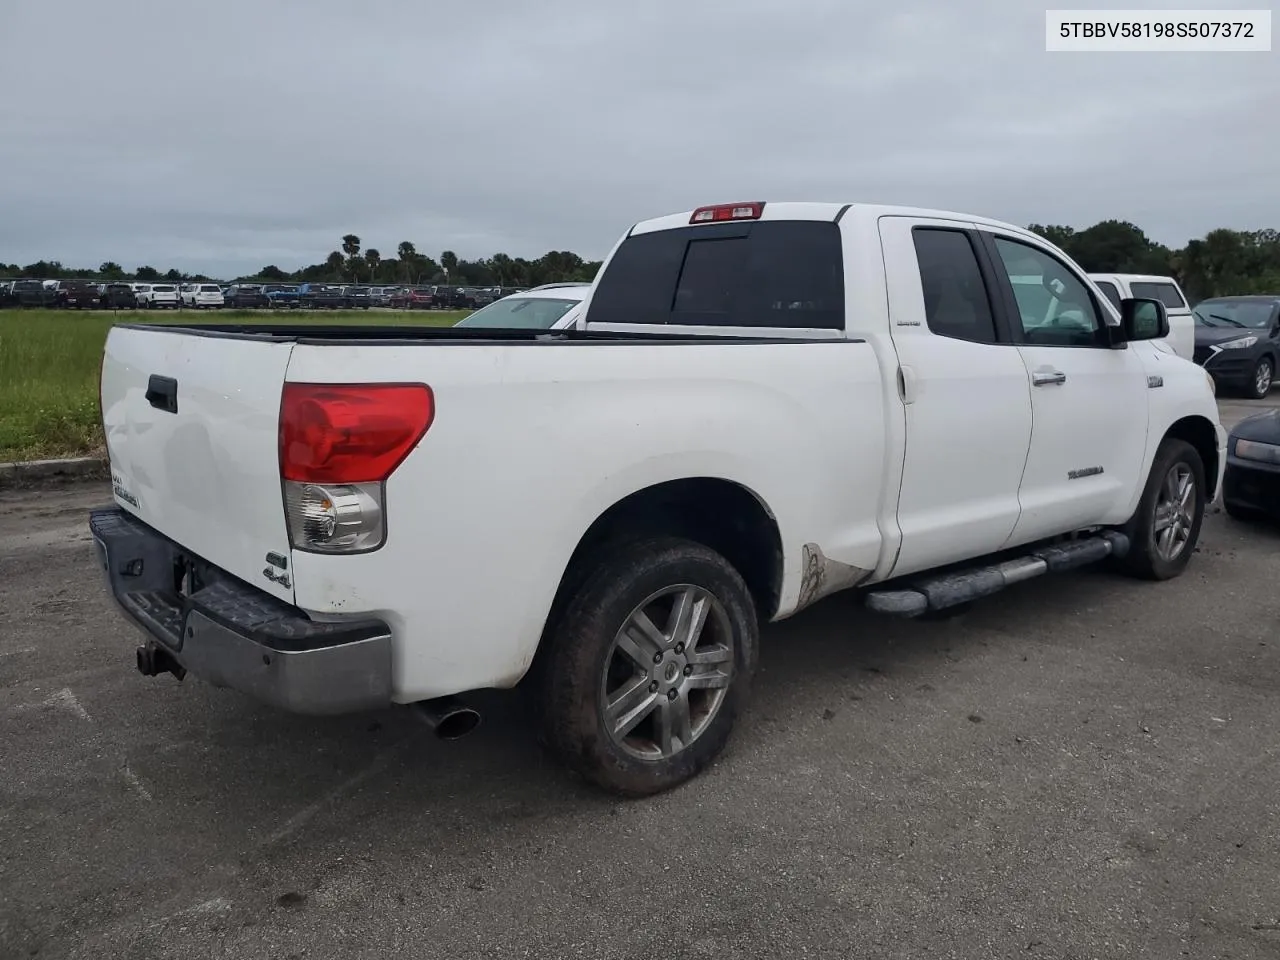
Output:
[1193,345,1214,365]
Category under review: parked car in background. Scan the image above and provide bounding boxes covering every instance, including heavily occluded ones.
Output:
[431,285,476,309]
[297,283,347,309]
[343,285,375,309]
[262,284,301,309]
[389,286,435,309]
[180,283,225,309]
[9,280,55,307]
[98,283,138,310]
[52,280,100,309]
[455,282,592,330]
[223,284,270,308]
[1223,408,1280,521]
[1088,273,1194,362]
[134,283,180,309]
[1192,295,1280,399]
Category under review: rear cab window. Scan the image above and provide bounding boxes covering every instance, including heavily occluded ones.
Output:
[1129,281,1186,310]
[1093,280,1122,311]
[586,220,845,329]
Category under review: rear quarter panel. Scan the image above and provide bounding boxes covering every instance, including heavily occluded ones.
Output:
[284,339,887,702]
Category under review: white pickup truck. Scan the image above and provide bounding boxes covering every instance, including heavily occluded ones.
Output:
[91,201,1225,796]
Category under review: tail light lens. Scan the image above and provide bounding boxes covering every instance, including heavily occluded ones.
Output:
[279,383,433,554]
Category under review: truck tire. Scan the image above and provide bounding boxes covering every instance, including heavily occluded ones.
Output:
[1113,438,1206,581]
[537,537,758,797]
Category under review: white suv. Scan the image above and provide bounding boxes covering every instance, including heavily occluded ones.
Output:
[133,283,180,309]
[1088,273,1193,361]
[180,283,225,309]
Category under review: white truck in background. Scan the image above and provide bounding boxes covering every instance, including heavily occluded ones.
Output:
[1089,273,1194,362]
[91,200,1225,796]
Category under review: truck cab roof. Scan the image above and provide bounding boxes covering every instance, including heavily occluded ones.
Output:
[629,201,1051,246]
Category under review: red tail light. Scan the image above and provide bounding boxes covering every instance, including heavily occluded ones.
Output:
[690,201,765,224]
[279,383,434,484]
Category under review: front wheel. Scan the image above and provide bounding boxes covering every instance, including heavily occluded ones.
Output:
[1248,356,1274,400]
[536,537,759,797]
[1114,438,1206,580]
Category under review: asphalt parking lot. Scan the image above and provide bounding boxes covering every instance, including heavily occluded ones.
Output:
[3,396,1279,960]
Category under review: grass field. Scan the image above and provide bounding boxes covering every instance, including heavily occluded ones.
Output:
[0,308,467,462]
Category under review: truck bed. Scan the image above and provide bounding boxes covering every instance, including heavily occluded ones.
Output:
[100,320,889,702]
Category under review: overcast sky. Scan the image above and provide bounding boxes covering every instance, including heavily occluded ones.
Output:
[0,0,1274,277]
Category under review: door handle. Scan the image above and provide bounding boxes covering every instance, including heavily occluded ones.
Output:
[145,374,179,413]
[1031,368,1067,386]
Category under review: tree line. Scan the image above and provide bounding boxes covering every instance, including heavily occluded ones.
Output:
[1026,221,1279,302]
[4,223,1277,301]
[1,234,603,289]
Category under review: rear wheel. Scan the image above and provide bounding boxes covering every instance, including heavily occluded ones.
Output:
[537,537,758,797]
[1114,438,1206,580]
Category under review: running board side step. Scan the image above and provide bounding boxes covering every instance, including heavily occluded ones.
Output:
[864,531,1130,618]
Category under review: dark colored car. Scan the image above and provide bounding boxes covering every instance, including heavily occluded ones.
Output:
[224,284,270,308]
[52,280,100,309]
[1192,295,1280,399]
[9,280,56,307]
[262,284,301,309]
[342,285,374,309]
[1223,409,1280,521]
[98,282,137,309]
[431,285,476,309]
[297,283,347,309]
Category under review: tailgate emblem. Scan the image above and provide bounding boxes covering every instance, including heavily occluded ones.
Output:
[262,552,291,588]
[111,472,139,508]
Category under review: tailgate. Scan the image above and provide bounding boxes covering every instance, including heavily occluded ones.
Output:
[101,326,297,603]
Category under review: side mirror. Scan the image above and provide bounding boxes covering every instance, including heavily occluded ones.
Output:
[1119,297,1169,342]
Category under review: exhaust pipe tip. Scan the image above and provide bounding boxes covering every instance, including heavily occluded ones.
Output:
[411,697,482,740]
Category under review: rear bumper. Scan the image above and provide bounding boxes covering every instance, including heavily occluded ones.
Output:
[89,506,393,715]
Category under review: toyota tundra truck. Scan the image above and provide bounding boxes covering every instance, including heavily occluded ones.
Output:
[90,201,1226,796]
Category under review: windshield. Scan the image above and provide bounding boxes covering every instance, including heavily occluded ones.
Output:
[456,296,580,329]
[152,284,176,292]
[1193,301,1275,329]
[199,284,220,292]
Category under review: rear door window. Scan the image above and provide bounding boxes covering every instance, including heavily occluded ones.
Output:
[1129,281,1186,309]
[588,220,845,329]
[911,228,998,343]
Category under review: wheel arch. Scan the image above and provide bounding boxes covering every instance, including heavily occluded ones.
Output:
[542,477,785,642]
[1163,414,1220,500]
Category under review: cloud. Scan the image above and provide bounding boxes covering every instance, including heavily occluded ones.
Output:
[0,0,1274,276]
